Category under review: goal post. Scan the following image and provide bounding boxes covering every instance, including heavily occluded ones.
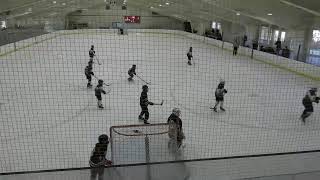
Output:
[110,123,178,165]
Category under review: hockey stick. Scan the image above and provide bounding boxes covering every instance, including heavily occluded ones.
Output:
[153,100,164,106]
[93,75,111,86]
[136,74,151,84]
[95,56,102,65]
[104,89,112,95]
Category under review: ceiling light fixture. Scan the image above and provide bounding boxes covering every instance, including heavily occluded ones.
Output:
[49,12,58,16]
[267,13,272,16]
[62,2,66,5]
[53,1,56,4]
[159,4,162,7]
[165,2,170,5]
[236,12,240,16]
[150,6,154,9]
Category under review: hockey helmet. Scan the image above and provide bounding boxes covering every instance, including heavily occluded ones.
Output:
[133,64,136,67]
[172,108,181,117]
[98,134,109,144]
[98,79,104,84]
[311,87,318,92]
[219,79,225,84]
[91,45,94,49]
[142,85,148,91]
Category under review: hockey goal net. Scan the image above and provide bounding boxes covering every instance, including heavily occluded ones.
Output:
[110,123,178,165]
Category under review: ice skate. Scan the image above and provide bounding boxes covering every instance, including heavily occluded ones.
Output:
[98,105,104,109]
[220,107,226,111]
[187,61,192,65]
[210,107,217,112]
[138,116,145,121]
[178,142,186,150]
[87,83,92,88]
[144,120,150,124]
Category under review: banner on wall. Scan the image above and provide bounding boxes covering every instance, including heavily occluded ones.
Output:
[124,16,140,23]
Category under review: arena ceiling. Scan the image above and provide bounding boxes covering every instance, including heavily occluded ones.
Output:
[0,0,319,29]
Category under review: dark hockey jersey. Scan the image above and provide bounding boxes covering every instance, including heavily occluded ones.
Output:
[187,51,193,58]
[85,66,94,76]
[89,49,95,58]
[128,67,136,75]
[95,85,106,96]
[89,143,108,167]
[303,90,319,105]
[140,91,153,106]
[215,83,227,98]
[167,113,182,130]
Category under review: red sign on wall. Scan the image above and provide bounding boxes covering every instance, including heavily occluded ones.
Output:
[124,16,141,23]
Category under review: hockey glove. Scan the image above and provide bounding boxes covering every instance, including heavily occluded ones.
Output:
[104,160,113,166]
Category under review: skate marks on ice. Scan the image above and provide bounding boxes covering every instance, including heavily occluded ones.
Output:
[247,92,260,98]
[0,101,92,142]
[169,83,320,132]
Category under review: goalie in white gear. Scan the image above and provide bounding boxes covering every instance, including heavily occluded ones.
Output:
[167,108,185,150]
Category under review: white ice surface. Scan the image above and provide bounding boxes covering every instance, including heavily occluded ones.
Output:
[0,32,319,173]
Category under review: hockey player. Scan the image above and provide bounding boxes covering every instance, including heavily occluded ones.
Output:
[88,58,94,65]
[89,45,96,60]
[89,134,112,180]
[139,85,154,124]
[211,80,228,112]
[233,37,240,56]
[167,108,185,149]
[300,88,319,123]
[85,64,94,88]
[128,65,136,81]
[187,47,193,65]
[95,80,107,109]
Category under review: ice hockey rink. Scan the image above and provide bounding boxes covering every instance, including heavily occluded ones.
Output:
[1,30,320,176]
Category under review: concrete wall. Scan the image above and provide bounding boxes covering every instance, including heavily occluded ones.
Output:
[66,7,184,30]
[198,18,259,47]
[0,15,66,46]
[297,18,320,62]
[0,28,47,46]
[0,14,66,46]
[4,15,66,31]
[286,30,306,61]
[191,21,211,36]
[245,24,260,46]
